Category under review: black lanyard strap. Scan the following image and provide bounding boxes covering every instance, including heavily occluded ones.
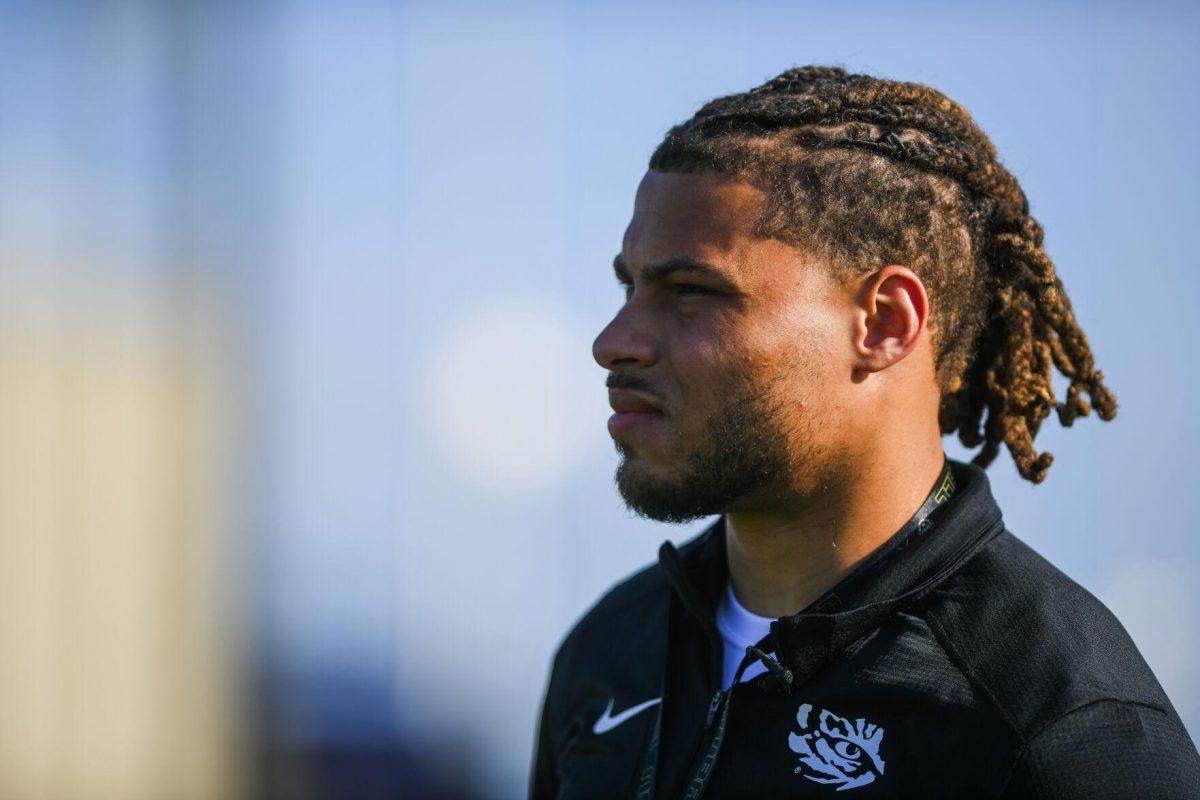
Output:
[679,644,772,800]
[632,675,664,800]
[633,641,780,800]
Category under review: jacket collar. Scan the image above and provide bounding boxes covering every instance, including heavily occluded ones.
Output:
[656,457,1005,690]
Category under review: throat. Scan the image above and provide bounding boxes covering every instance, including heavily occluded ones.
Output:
[724,515,858,618]
[723,451,948,618]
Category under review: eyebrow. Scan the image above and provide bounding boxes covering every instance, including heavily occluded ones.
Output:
[612,254,729,284]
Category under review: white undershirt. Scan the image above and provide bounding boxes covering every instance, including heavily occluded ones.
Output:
[715,581,777,690]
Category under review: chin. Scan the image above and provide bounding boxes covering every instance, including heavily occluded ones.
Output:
[614,452,716,524]
[614,446,664,483]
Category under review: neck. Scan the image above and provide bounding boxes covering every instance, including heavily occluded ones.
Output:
[724,440,946,618]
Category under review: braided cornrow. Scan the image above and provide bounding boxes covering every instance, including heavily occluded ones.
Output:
[650,65,1116,483]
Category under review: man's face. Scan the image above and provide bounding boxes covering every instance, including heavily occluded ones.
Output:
[593,170,852,523]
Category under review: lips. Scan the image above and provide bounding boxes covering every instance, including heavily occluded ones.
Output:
[607,389,663,414]
[606,388,665,439]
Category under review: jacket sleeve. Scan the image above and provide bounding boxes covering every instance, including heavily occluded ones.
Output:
[529,649,563,800]
[999,699,1200,798]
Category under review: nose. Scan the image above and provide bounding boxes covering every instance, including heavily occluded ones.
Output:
[592,301,658,371]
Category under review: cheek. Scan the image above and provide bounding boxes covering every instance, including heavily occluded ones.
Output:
[676,334,758,400]
[744,323,825,386]
[766,284,849,360]
[664,310,845,416]
[661,322,743,391]
[747,326,851,429]
[772,308,848,382]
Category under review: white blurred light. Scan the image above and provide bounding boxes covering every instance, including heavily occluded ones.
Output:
[1099,558,1200,716]
[425,296,605,495]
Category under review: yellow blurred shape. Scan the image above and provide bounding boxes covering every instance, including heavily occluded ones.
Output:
[0,292,245,800]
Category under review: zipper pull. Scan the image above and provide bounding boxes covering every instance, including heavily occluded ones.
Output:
[704,690,723,729]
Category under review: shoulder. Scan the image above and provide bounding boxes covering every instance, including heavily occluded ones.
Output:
[553,524,713,658]
[923,527,1178,740]
[999,697,1200,798]
[547,525,712,682]
[537,531,697,733]
[554,555,668,663]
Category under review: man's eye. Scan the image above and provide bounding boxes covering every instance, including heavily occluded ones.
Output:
[616,282,715,300]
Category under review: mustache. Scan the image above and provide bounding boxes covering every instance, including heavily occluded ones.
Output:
[606,372,666,405]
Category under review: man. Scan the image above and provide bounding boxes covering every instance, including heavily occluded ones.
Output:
[530,66,1200,798]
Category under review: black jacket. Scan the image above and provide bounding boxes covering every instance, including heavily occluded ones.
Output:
[530,458,1200,798]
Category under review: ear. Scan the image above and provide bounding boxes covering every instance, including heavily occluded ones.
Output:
[852,265,929,374]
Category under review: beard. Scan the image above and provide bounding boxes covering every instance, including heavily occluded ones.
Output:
[613,373,799,524]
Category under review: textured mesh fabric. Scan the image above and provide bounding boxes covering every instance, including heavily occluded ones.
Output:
[1000,699,1200,798]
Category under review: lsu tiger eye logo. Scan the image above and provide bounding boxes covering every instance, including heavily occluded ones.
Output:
[788,702,886,791]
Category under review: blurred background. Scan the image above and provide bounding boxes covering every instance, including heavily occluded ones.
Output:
[1,1,1197,797]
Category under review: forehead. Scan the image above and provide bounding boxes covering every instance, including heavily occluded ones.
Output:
[624,170,768,262]
[622,170,828,299]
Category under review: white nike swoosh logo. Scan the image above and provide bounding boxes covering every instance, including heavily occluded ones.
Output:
[592,696,662,735]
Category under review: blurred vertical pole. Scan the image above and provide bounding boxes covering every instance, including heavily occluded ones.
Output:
[0,2,249,798]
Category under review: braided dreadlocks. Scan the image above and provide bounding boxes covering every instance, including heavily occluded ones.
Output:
[649,65,1116,484]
